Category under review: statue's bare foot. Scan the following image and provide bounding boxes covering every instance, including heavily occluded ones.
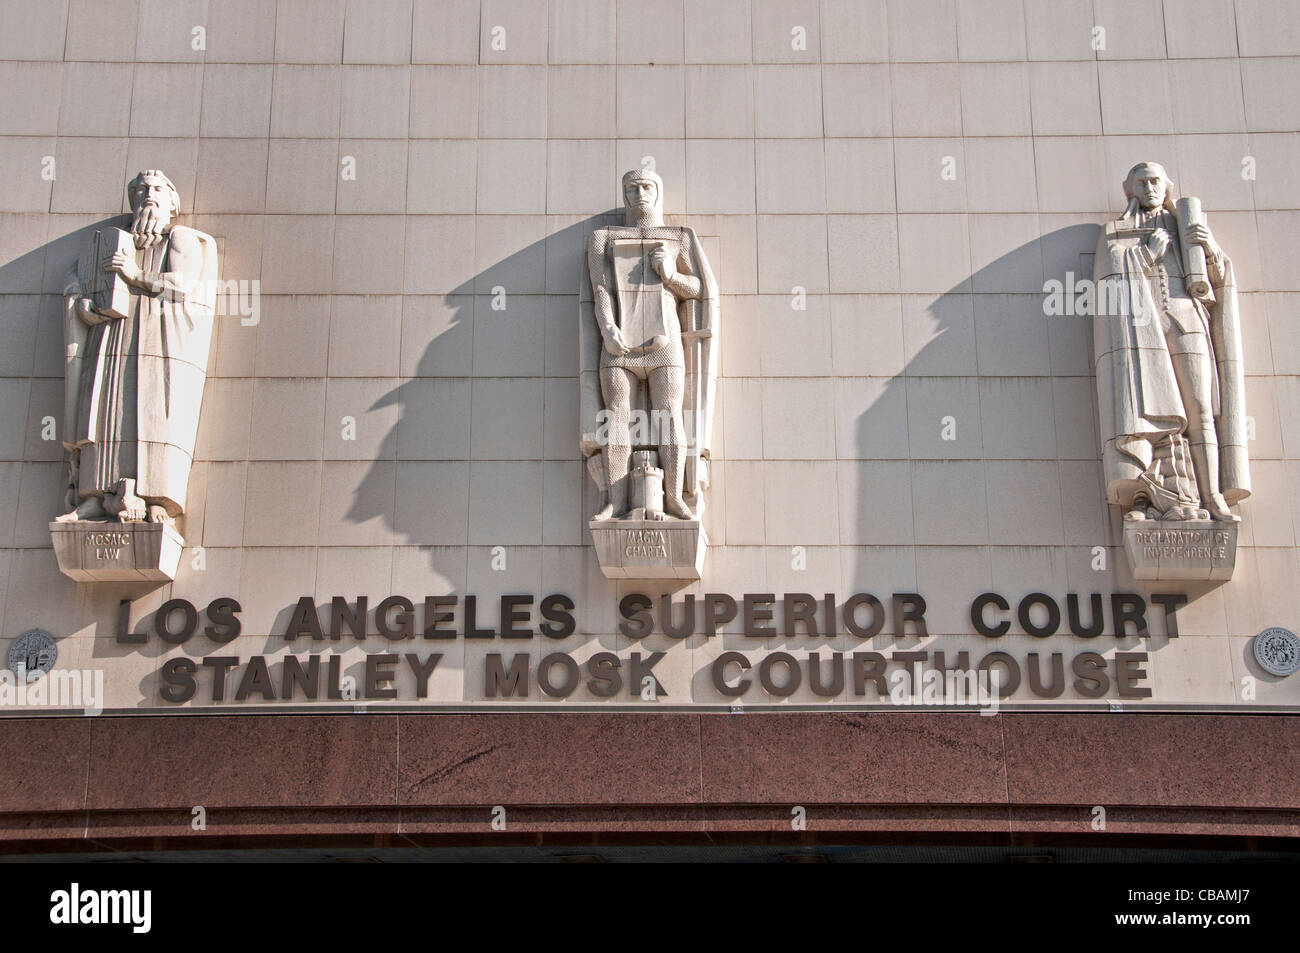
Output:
[663,495,696,520]
[646,508,666,521]
[122,491,147,520]
[147,504,170,524]
[1206,494,1240,522]
[121,495,147,521]
[106,492,147,522]
[1123,506,1147,522]
[54,496,107,523]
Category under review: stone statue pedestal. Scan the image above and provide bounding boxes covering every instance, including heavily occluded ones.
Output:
[589,519,706,580]
[49,521,184,583]
[1123,520,1238,580]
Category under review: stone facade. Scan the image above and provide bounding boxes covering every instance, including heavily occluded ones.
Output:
[0,0,1298,713]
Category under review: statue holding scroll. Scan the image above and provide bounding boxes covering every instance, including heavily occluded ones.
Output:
[56,170,218,528]
[1092,161,1250,526]
[579,170,719,578]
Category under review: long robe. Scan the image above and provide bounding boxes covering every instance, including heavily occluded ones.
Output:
[69,224,218,516]
[1092,212,1250,509]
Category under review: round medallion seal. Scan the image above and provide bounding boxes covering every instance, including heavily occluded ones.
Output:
[7,629,57,683]
[1253,627,1300,677]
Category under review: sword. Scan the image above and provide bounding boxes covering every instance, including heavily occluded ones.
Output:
[682,301,711,500]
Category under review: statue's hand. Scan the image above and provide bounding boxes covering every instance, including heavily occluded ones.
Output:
[74,295,113,325]
[1185,222,1222,260]
[1146,227,1172,261]
[104,249,142,283]
[650,246,675,282]
[603,325,630,356]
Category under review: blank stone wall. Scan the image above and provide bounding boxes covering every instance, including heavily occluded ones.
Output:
[0,0,1298,709]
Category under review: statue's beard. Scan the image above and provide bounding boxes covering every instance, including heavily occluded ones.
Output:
[625,201,662,227]
[131,200,172,248]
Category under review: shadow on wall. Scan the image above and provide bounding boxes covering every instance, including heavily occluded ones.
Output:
[4,211,615,700]
[0,213,1239,699]
[347,213,616,574]
[346,218,1214,633]
[848,221,1219,645]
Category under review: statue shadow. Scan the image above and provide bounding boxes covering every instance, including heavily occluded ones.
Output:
[347,212,618,580]
[851,221,1225,654]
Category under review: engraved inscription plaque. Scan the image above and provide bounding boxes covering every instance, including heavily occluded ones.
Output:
[1123,521,1238,580]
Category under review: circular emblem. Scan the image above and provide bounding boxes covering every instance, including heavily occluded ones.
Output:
[8,629,57,683]
[1253,627,1300,677]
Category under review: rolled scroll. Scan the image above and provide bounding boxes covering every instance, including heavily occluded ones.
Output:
[1176,196,1214,303]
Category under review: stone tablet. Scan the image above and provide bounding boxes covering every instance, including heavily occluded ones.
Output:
[76,227,133,320]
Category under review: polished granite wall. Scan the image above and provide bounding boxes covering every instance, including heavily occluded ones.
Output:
[1,711,1296,848]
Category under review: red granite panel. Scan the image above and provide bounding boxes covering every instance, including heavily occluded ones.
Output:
[397,713,702,806]
[0,711,1292,852]
[1004,714,1300,809]
[85,714,399,810]
[699,712,1009,805]
[0,717,90,813]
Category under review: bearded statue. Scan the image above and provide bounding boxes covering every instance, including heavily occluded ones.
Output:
[56,169,219,528]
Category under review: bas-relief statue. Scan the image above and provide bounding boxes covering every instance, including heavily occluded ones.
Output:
[1093,161,1249,579]
[50,170,219,582]
[579,170,719,579]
